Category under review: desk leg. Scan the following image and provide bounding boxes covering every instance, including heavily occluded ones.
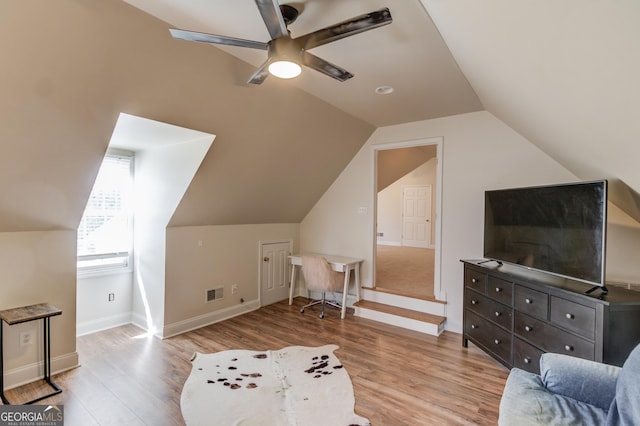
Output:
[289,265,297,305]
[0,322,7,405]
[355,263,361,302]
[341,268,350,319]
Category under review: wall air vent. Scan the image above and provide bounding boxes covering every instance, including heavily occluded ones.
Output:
[206,287,224,302]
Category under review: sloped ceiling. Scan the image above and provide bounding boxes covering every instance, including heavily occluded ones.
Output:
[377,145,437,192]
[0,0,374,232]
[422,0,640,219]
[121,0,483,127]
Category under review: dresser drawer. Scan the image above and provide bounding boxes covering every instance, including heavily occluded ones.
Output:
[465,310,512,364]
[515,285,549,320]
[465,289,512,331]
[488,276,513,306]
[513,337,544,374]
[465,268,487,294]
[515,312,594,360]
[550,296,595,340]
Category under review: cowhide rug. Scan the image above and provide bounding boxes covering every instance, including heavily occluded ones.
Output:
[180,344,370,426]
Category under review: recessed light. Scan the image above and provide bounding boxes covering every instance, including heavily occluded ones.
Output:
[375,85,394,95]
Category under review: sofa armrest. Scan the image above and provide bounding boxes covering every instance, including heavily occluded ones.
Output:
[540,353,620,411]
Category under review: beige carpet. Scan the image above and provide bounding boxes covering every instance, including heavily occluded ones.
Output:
[375,245,435,298]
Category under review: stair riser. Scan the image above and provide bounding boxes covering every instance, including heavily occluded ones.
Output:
[354,307,444,336]
[361,288,446,316]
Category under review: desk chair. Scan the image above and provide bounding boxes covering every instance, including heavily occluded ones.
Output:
[300,255,344,318]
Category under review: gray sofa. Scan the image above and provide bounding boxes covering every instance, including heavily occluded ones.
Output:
[499,343,640,425]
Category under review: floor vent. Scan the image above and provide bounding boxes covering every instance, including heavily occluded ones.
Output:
[206,287,224,302]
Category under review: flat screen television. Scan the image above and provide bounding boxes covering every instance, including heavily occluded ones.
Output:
[483,180,607,289]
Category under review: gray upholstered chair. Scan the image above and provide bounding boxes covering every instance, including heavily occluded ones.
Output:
[300,255,344,318]
[499,343,640,425]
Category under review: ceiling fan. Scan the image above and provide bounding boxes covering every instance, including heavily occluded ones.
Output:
[169,0,392,85]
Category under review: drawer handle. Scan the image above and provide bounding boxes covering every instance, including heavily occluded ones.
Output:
[494,339,501,345]
[495,311,501,317]
[525,298,533,304]
[471,278,478,284]
[471,300,478,305]
[471,324,478,329]
[565,313,574,320]
[524,325,533,332]
[524,357,531,364]
[565,345,574,352]
[495,287,503,293]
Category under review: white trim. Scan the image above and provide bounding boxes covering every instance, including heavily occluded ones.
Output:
[353,307,443,336]
[159,299,261,339]
[2,352,79,390]
[361,288,446,316]
[376,241,402,246]
[76,312,133,336]
[371,137,444,299]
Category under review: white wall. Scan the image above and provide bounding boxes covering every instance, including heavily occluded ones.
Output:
[76,271,133,336]
[377,159,437,246]
[132,138,213,336]
[164,223,300,337]
[301,111,577,332]
[0,231,79,388]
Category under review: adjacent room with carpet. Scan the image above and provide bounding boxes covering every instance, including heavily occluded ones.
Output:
[2,1,640,425]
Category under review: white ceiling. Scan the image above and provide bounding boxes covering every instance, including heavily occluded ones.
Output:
[122,0,483,127]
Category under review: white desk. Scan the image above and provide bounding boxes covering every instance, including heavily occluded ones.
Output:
[288,254,364,319]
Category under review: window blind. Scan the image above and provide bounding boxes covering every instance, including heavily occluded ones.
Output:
[77,153,133,271]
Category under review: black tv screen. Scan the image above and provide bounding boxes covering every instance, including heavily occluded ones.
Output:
[484,180,607,286]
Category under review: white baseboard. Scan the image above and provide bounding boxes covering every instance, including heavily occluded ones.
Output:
[354,307,443,336]
[76,312,133,337]
[160,299,261,339]
[3,352,79,390]
[377,241,402,246]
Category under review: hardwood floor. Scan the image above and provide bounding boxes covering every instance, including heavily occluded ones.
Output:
[4,298,509,425]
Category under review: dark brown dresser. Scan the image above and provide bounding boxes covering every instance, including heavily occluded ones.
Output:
[462,260,640,374]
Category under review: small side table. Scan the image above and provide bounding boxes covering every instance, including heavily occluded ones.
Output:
[0,303,62,405]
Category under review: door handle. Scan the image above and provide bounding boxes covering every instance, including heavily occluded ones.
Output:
[263,257,270,262]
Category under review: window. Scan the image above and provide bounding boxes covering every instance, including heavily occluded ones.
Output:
[77,151,134,274]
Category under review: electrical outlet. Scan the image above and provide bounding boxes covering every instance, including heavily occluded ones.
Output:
[232,284,238,295]
[108,293,115,302]
[20,330,34,347]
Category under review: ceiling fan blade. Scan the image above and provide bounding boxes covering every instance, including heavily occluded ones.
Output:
[302,52,353,82]
[169,29,269,50]
[295,7,392,50]
[247,59,272,85]
[255,0,289,40]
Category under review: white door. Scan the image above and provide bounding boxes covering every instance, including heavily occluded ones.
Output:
[402,185,431,248]
[260,241,291,306]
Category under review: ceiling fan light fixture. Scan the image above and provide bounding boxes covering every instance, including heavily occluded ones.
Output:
[268,60,302,79]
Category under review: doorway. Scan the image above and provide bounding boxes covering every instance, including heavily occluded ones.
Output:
[259,240,292,306]
[372,137,443,300]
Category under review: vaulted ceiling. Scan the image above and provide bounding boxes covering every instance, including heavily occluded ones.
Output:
[123,0,640,219]
[1,0,639,232]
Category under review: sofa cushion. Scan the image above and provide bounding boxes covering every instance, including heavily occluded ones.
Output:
[541,353,620,411]
[499,368,607,426]
[606,344,640,425]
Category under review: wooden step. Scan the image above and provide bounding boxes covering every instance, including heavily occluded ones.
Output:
[366,286,447,304]
[360,287,447,317]
[353,300,446,336]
